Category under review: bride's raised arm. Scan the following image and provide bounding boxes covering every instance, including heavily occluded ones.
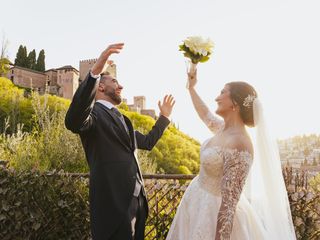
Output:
[187,69,224,134]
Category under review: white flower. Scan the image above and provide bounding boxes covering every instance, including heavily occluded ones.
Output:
[183,36,214,56]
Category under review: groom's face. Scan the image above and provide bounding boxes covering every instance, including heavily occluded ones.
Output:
[215,85,234,116]
[99,75,123,105]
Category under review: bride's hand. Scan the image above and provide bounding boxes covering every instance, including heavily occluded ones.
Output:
[187,68,197,89]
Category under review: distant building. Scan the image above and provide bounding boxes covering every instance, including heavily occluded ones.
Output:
[141,109,156,119]
[311,149,320,159]
[5,60,154,116]
[282,158,303,168]
[7,65,79,100]
[6,59,116,100]
[134,96,146,110]
[79,59,117,83]
[7,66,46,94]
[126,96,156,119]
[45,69,58,95]
[55,65,79,99]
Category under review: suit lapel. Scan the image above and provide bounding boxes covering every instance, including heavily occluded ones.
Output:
[124,117,143,180]
[124,116,135,149]
[96,103,132,147]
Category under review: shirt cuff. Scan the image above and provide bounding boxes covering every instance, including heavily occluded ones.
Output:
[90,70,100,79]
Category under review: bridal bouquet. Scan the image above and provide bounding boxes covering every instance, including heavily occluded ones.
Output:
[179,36,214,72]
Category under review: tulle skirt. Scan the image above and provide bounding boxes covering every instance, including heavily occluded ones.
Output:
[166,176,268,240]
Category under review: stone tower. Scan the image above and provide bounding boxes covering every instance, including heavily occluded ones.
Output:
[56,65,79,99]
[79,59,117,82]
[134,96,146,110]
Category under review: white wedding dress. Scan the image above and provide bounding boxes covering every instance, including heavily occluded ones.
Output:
[166,94,297,240]
[166,112,268,240]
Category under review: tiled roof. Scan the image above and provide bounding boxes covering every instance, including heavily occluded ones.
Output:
[10,65,46,75]
[56,65,79,72]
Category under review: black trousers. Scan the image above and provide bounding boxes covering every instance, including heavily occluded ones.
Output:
[109,191,147,240]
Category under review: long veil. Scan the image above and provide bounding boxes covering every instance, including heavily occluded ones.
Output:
[244,98,296,239]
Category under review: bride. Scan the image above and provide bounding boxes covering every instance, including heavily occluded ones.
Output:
[166,68,296,240]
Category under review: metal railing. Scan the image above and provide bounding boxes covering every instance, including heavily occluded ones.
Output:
[60,173,196,239]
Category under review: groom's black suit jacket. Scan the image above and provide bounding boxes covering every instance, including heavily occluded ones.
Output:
[65,73,170,240]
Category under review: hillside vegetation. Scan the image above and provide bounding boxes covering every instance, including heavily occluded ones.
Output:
[0,77,200,174]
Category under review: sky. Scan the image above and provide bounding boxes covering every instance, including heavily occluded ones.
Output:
[1,0,320,142]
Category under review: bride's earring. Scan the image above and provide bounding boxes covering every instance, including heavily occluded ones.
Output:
[232,106,236,111]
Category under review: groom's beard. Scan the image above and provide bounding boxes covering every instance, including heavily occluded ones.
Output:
[104,87,122,105]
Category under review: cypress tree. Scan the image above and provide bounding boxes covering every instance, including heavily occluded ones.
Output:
[22,46,28,67]
[27,49,37,70]
[35,49,45,72]
[14,45,25,67]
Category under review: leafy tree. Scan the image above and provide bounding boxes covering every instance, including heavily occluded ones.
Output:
[23,46,28,67]
[0,58,10,76]
[27,49,36,70]
[35,49,45,72]
[14,45,23,66]
[118,102,129,111]
[309,172,320,193]
[14,45,45,71]
[14,45,28,68]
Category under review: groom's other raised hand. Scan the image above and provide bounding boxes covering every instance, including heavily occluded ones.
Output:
[91,43,124,75]
[158,94,175,118]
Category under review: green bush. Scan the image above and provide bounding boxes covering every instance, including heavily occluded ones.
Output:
[0,77,69,133]
[1,168,319,239]
[0,168,90,240]
[0,93,87,173]
[123,110,200,174]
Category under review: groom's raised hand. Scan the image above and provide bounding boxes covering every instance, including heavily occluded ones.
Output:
[91,43,124,75]
[158,95,175,118]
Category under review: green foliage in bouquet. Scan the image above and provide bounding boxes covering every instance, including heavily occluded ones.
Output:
[179,36,214,64]
[179,43,211,64]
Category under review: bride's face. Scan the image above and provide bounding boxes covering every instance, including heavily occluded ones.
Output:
[215,85,235,116]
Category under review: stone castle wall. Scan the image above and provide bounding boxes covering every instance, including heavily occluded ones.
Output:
[7,67,46,91]
[57,68,79,99]
[79,59,117,81]
[79,59,97,81]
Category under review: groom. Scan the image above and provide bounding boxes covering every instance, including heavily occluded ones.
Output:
[65,43,174,240]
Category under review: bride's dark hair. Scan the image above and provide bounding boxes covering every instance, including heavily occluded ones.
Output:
[227,81,257,127]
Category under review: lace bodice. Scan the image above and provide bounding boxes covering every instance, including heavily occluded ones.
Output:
[198,144,224,196]
[190,89,253,239]
[199,141,252,240]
